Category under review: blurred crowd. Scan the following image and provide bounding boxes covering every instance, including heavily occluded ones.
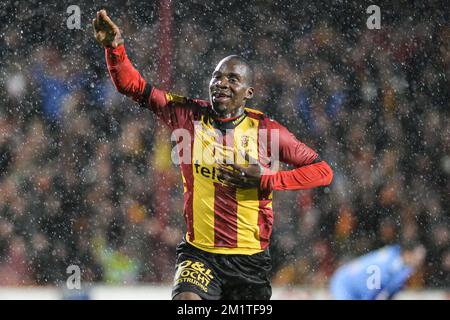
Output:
[0,1,448,289]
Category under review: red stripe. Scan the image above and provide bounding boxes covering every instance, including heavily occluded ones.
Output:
[184,174,194,241]
[213,182,238,247]
[214,131,238,247]
[257,117,273,249]
[182,134,195,241]
[257,191,273,250]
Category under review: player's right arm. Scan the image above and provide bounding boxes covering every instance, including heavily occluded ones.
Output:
[93,10,198,129]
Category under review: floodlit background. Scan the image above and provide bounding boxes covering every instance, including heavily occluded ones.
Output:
[0,0,448,299]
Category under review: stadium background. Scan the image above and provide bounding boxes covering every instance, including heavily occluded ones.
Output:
[0,0,448,297]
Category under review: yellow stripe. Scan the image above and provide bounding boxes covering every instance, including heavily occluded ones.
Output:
[244,107,263,115]
[234,117,261,249]
[165,92,187,104]
[192,116,216,247]
[187,237,263,255]
[181,172,187,193]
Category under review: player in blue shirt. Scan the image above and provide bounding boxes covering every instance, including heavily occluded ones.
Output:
[330,243,426,300]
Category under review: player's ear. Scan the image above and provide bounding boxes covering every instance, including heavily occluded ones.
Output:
[245,87,254,100]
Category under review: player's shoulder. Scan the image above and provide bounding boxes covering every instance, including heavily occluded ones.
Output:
[379,244,400,257]
[164,91,188,104]
[163,91,212,118]
[192,98,212,109]
[245,108,287,131]
[164,91,211,109]
[245,107,275,125]
[245,107,265,119]
[191,99,213,121]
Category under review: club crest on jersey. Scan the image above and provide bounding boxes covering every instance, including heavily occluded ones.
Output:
[241,135,249,149]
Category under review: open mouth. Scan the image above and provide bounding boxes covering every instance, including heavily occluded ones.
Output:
[212,92,231,102]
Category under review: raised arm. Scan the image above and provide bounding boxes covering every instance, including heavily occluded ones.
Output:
[93,10,148,103]
[93,10,199,129]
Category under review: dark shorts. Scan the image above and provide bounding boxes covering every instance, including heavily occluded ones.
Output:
[172,240,272,300]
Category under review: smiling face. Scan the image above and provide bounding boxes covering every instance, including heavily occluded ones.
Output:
[209,56,254,118]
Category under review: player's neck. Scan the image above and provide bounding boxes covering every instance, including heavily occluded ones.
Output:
[214,106,245,122]
[212,108,247,131]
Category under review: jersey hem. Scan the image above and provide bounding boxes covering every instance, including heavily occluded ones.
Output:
[186,237,264,255]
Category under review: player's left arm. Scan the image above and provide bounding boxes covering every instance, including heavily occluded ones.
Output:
[217,120,333,190]
[260,120,333,191]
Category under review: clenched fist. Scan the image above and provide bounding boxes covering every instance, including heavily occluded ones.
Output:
[92,10,124,48]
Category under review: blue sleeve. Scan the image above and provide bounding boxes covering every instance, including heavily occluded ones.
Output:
[383,267,413,299]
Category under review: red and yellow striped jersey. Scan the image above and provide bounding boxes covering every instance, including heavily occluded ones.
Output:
[106,45,332,255]
[146,88,319,254]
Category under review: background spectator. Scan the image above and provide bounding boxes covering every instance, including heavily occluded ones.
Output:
[0,0,448,289]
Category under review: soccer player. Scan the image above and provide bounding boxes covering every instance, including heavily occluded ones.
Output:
[93,10,333,300]
[329,243,426,300]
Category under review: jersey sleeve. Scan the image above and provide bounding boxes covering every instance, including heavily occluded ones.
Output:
[105,45,208,129]
[272,119,319,166]
[261,160,333,191]
[260,119,333,191]
[146,88,206,129]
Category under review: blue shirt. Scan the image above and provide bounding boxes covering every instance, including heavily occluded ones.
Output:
[330,245,414,300]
